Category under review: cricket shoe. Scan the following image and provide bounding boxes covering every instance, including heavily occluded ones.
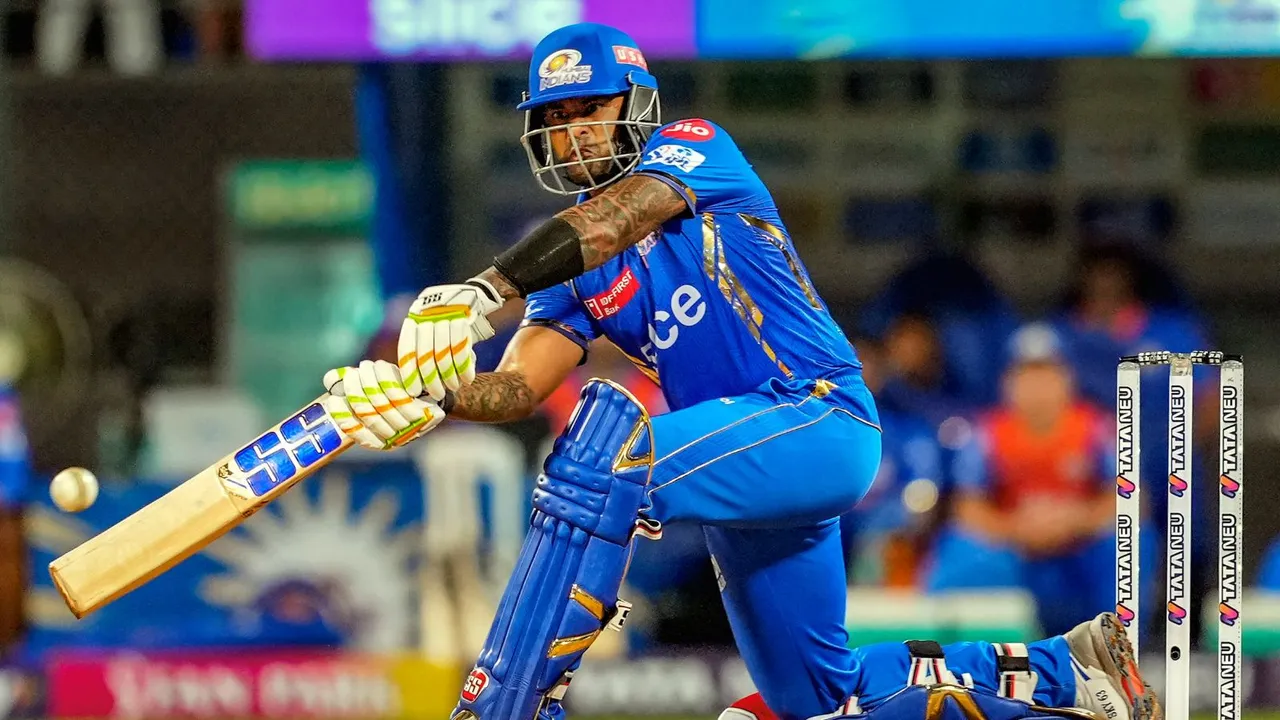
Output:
[1065,612,1162,720]
[718,693,778,720]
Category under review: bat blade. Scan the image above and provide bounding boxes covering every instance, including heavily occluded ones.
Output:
[49,395,353,618]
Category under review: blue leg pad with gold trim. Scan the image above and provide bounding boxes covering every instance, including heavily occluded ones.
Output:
[452,378,659,720]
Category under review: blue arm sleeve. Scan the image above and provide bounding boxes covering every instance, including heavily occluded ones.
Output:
[521,281,601,365]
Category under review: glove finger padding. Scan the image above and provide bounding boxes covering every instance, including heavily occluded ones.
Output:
[434,320,460,392]
[358,360,410,433]
[323,394,386,451]
[450,316,477,385]
[373,359,423,429]
[397,321,424,399]
[342,364,399,442]
[322,367,350,397]
[416,317,448,402]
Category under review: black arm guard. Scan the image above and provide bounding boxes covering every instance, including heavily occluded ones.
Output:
[492,216,586,297]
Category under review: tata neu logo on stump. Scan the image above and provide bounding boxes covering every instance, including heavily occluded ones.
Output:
[585,267,640,320]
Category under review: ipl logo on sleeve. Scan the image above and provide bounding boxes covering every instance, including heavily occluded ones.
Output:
[539,49,593,91]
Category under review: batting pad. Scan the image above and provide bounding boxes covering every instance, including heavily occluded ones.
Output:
[836,685,1097,720]
[452,378,658,720]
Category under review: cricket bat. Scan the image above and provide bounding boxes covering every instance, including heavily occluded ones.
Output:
[49,396,353,619]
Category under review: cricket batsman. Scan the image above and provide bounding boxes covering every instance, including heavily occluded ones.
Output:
[322,22,1159,720]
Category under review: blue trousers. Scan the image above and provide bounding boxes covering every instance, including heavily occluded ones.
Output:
[638,374,1082,718]
[642,374,883,719]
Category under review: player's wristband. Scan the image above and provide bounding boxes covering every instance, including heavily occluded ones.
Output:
[439,390,457,415]
[492,216,586,297]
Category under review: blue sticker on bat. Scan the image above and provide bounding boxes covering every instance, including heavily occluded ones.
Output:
[231,403,343,497]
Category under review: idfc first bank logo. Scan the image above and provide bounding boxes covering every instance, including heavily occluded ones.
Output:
[372,0,582,56]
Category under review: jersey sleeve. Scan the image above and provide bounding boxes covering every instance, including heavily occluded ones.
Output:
[521,281,599,364]
[633,118,772,217]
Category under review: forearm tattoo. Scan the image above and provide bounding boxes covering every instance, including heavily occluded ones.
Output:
[476,267,521,301]
[447,371,537,423]
[558,174,687,270]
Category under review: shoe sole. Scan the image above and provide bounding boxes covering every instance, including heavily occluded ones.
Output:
[1093,613,1163,720]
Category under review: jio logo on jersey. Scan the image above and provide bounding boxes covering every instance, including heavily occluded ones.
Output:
[641,285,706,365]
[661,119,716,142]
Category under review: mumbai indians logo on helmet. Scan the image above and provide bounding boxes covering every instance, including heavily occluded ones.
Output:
[1116,475,1137,499]
[1220,602,1240,626]
[539,49,593,91]
[1168,473,1188,497]
[1168,601,1188,625]
[1221,473,1241,498]
[1116,604,1136,626]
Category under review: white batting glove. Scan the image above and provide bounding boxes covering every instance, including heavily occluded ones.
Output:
[398,278,505,402]
[322,360,445,451]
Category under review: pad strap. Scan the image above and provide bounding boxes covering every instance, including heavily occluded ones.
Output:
[993,643,1038,703]
[905,640,959,686]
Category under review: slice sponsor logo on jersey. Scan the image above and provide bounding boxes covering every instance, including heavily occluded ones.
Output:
[612,45,647,70]
[539,49,592,91]
[644,144,707,173]
[660,119,716,142]
[584,266,640,320]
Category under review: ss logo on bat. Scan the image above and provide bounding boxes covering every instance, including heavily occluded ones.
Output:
[229,403,343,497]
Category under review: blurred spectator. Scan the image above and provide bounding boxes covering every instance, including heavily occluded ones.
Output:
[923,324,1118,637]
[0,374,29,652]
[859,251,1022,407]
[36,0,163,76]
[875,313,972,428]
[181,0,241,61]
[1048,243,1216,645]
[841,336,946,588]
[1048,244,1210,411]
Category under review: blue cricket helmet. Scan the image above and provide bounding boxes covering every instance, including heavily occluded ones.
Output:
[518,22,658,110]
[518,22,662,195]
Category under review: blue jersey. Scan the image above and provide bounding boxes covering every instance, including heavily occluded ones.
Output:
[523,118,863,412]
